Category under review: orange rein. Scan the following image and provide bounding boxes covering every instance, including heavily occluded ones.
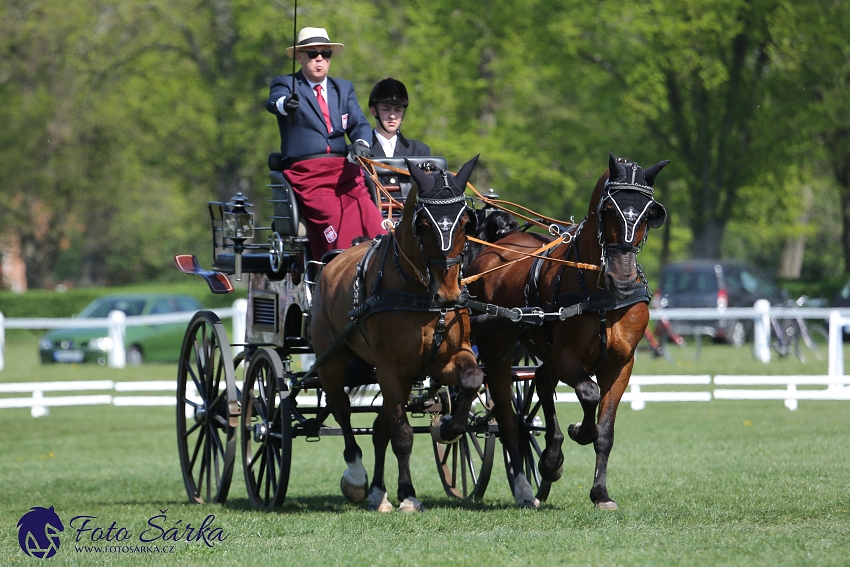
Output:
[460,234,602,286]
[355,156,603,287]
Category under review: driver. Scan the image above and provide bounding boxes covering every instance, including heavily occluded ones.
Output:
[266,26,385,261]
[368,78,431,157]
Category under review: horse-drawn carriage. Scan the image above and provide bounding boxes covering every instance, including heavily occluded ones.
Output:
[173,152,669,511]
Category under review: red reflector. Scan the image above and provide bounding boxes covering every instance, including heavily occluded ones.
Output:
[717,288,728,309]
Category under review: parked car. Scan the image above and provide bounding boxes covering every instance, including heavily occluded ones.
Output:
[38,294,202,365]
[833,279,850,308]
[656,260,787,347]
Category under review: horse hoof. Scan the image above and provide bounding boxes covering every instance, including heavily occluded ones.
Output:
[538,462,563,483]
[594,500,619,511]
[567,422,598,445]
[513,475,540,509]
[398,497,426,513]
[430,415,460,445]
[340,476,369,503]
[538,450,564,482]
[368,488,394,513]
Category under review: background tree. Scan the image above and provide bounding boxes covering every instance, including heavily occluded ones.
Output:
[1,0,847,295]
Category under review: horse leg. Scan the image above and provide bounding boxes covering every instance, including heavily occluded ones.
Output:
[367,411,394,512]
[588,358,633,510]
[380,377,423,512]
[556,349,600,446]
[320,355,369,503]
[534,363,565,482]
[479,338,540,509]
[430,353,484,443]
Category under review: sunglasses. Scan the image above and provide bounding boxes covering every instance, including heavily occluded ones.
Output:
[300,49,333,59]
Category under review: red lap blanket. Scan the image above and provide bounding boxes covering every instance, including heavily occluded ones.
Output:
[285,157,386,260]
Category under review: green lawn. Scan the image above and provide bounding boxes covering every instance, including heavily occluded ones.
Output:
[1,335,850,565]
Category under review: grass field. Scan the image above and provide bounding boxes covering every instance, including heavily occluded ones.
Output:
[2,335,850,565]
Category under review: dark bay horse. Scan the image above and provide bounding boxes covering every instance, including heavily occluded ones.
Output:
[468,153,669,509]
[311,156,483,512]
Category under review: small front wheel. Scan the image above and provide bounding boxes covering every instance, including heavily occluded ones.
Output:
[503,378,551,502]
[241,347,292,509]
[433,385,496,500]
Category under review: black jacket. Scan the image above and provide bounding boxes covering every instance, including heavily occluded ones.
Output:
[371,131,431,157]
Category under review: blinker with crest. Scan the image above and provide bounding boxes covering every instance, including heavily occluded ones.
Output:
[600,152,669,248]
[405,155,479,253]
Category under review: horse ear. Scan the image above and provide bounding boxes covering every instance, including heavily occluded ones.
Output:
[643,160,671,187]
[400,168,420,227]
[608,152,626,182]
[453,154,480,191]
[406,158,434,193]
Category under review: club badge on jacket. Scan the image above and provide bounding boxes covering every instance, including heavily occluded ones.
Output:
[342,113,348,129]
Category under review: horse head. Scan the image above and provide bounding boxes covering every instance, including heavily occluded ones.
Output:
[594,152,669,300]
[404,154,480,306]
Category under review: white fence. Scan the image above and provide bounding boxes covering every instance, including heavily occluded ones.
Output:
[649,304,850,376]
[3,374,849,418]
[3,302,850,417]
[3,302,849,371]
[0,299,248,370]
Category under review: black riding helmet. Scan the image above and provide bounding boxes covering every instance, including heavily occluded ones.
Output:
[368,78,409,108]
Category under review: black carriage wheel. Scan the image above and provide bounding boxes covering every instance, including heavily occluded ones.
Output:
[502,378,552,502]
[432,385,496,499]
[241,347,292,509]
[176,311,238,504]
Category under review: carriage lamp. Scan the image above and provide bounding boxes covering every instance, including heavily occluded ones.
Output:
[223,192,254,281]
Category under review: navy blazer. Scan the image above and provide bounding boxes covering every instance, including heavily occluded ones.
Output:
[370,131,431,157]
[266,71,372,160]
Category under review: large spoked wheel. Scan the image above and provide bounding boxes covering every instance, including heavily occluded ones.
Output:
[503,378,552,502]
[241,347,292,509]
[432,385,496,499]
[176,311,238,504]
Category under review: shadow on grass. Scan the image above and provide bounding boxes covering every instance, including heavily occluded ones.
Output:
[219,494,570,514]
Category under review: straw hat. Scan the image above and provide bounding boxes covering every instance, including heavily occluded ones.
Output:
[286,27,344,58]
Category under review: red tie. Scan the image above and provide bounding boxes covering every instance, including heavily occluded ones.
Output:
[315,84,333,131]
[314,84,332,153]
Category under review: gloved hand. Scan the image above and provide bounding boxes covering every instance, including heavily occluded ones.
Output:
[349,140,372,159]
[284,93,299,114]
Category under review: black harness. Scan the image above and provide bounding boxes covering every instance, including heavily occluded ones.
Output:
[512,177,660,375]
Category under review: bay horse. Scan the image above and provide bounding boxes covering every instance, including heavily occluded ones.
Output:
[468,153,669,509]
[311,155,484,512]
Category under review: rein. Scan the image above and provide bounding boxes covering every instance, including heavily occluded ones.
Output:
[460,232,602,286]
[388,227,429,289]
[357,156,575,230]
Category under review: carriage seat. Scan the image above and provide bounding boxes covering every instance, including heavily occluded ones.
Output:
[364,156,449,207]
[268,154,308,238]
[212,251,297,275]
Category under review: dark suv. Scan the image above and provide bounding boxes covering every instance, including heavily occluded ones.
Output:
[656,260,786,346]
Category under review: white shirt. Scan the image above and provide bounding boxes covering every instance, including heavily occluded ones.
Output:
[374,130,397,157]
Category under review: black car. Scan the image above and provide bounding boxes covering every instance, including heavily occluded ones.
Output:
[656,260,786,347]
[834,279,850,308]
